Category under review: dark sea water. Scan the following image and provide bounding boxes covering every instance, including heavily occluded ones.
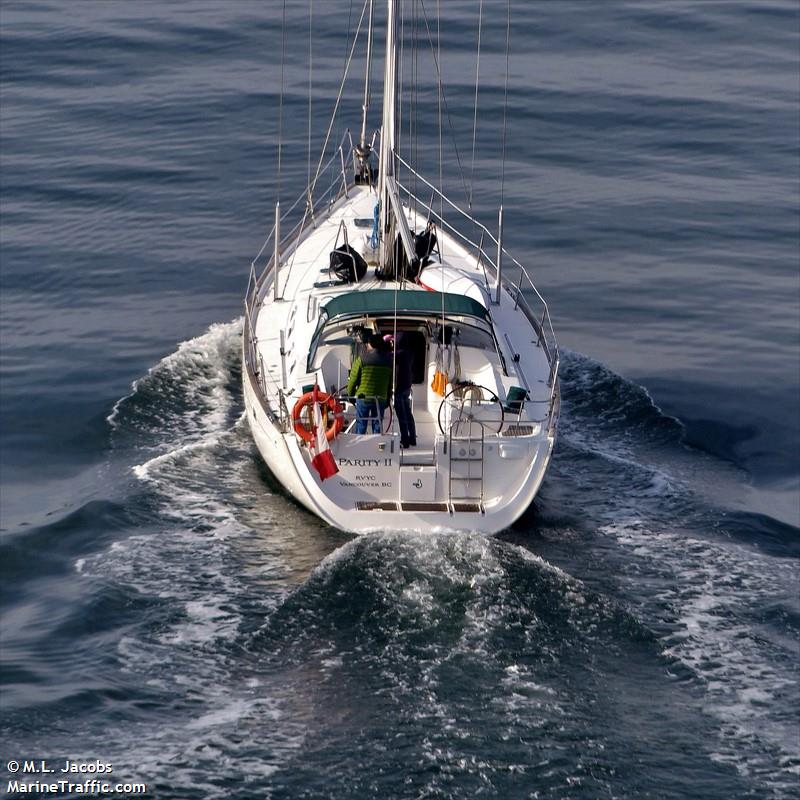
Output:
[1,1,798,798]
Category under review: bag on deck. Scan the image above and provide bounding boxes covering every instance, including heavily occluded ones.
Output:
[329,244,368,283]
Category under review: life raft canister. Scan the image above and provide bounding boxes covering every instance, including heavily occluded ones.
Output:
[291,391,344,443]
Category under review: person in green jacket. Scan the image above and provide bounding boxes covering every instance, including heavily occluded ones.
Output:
[347,333,392,433]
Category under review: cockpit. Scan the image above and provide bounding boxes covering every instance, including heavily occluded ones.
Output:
[305,289,531,443]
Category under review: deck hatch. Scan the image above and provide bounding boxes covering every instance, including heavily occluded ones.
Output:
[500,424,537,437]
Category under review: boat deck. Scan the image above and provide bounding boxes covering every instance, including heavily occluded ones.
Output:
[252,185,554,427]
[243,183,558,532]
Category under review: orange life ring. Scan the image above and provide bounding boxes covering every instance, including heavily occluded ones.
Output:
[291,391,344,443]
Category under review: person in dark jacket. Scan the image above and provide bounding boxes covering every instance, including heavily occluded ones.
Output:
[347,333,392,433]
[392,332,417,448]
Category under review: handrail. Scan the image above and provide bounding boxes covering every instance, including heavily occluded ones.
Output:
[244,131,359,420]
[248,132,355,291]
[396,154,499,259]
[245,134,560,436]
[393,156,558,394]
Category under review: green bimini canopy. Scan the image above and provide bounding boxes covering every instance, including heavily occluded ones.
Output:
[320,289,489,322]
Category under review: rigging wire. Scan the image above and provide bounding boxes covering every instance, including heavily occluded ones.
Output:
[391,4,402,387]
[436,0,444,328]
[412,0,419,220]
[500,0,511,208]
[308,0,369,198]
[343,0,355,64]
[286,0,369,284]
[468,0,483,210]
[360,0,374,150]
[418,0,471,209]
[307,0,313,189]
[436,0,443,225]
[277,0,287,202]
[397,0,406,219]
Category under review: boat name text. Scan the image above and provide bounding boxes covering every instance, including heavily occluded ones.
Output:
[337,457,392,467]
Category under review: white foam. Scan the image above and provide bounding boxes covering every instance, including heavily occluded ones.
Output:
[599,519,799,789]
[306,532,583,758]
[92,321,337,792]
[83,516,304,795]
[560,348,684,428]
[185,699,263,730]
[159,598,241,647]
[108,318,242,441]
[132,429,231,482]
[103,688,297,799]
[105,389,132,429]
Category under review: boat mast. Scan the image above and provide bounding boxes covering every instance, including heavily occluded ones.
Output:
[378,0,398,266]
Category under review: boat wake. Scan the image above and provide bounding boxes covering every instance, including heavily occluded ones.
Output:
[598,518,799,792]
[107,318,244,463]
[85,326,799,798]
[545,351,800,795]
[245,531,672,799]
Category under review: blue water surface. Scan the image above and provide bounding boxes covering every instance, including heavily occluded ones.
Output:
[1,2,798,798]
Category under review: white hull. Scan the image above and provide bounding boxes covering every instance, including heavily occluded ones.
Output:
[243,185,559,535]
[243,356,556,534]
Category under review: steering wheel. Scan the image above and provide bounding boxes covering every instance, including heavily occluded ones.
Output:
[437,383,504,436]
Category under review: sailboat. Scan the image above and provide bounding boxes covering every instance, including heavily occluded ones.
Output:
[243,0,559,534]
